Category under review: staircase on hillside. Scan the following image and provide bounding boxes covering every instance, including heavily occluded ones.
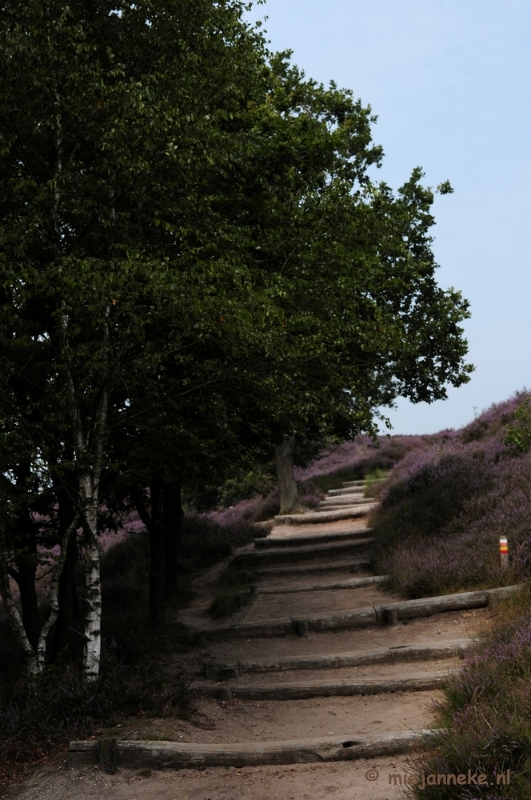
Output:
[70,472,503,783]
[317,478,378,512]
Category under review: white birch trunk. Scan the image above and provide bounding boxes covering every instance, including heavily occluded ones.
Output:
[0,513,78,679]
[80,497,101,682]
[52,89,107,682]
[35,516,79,672]
[61,308,109,683]
[0,555,39,678]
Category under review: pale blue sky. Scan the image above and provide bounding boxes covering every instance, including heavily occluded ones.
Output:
[246,0,531,434]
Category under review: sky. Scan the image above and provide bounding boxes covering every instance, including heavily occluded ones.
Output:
[245,0,531,435]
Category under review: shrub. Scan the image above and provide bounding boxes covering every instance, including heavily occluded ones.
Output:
[503,396,531,453]
[178,512,256,573]
[370,396,531,598]
[0,651,194,779]
[410,589,531,799]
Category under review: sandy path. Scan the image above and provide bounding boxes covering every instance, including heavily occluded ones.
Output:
[7,756,431,800]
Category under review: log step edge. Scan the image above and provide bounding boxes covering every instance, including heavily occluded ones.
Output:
[68,729,439,769]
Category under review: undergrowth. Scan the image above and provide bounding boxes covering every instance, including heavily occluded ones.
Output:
[370,393,531,598]
[408,588,531,798]
[0,511,256,779]
[0,642,194,780]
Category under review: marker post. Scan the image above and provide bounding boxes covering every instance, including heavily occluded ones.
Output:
[500,537,508,571]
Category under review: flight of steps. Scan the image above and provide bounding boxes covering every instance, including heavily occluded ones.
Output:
[70,473,503,785]
[274,477,380,525]
[317,478,377,511]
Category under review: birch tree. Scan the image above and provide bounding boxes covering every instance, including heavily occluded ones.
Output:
[0,516,78,679]
[0,0,275,678]
[0,0,473,669]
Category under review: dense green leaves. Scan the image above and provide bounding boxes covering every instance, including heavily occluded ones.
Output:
[0,0,473,669]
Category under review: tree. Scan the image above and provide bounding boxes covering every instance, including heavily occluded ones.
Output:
[0,0,278,676]
[0,0,472,673]
[215,56,472,510]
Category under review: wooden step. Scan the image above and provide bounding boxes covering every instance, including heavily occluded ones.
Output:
[69,729,438,769]
[275,505,376,525]
[196,584,526,641]
[320,495,368,506]
[204,639,473,679]
[235,537,373,567]
[255,527,371,549]
[328,487,369,496]
[253,559,371,578]
[196,673,455,701]
[256,575,387,594]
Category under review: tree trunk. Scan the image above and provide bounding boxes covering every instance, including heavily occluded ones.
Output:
[163,480,183,602]
[81,499,101,682]
[0,515,78,679]
[0,556,40,678]
[59,306,109,682]
[14,563,40,651]
[148,480,165,628]
[275,438,302,514]
[51,522,79,660]
[10,464,40,650]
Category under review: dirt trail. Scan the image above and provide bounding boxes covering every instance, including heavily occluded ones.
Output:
[9,480,495,800]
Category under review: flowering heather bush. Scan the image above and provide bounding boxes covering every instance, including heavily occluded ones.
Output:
[410,588,531,799]
[201,435,423,530]
[207,479,323,528]
[177,512,258,571]
[295,434,427,488]
[371,392,531,597]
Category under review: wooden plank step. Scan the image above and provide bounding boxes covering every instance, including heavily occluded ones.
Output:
[195,585,526,641]
[375,584,525,621]
[328,487,369,496]
[198,606,378,641]
[235,538,373,567]
[204,639,473,679]
[196,673,455,701]
[320,495,367,505]
[256,575,387,594]
[253,559,371,578]
[275,505,376,525]
[255,527,371,549]
[317,504,372,512]
[68,729,437,769]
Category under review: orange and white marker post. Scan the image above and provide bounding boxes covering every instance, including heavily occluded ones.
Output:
[500,536,509,570]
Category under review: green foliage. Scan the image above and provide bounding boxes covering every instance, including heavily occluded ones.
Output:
[312,469,363,493]
[363,468,388,496]
[0,0,474,505]
[503,398,531,452]
[0,0,474,698]
[364,468,388,487]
